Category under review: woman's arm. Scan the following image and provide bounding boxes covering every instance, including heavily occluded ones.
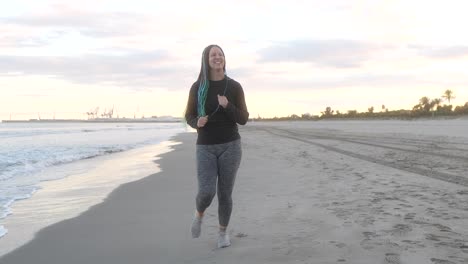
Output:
[184,83,199,129]
[224,83,249,125]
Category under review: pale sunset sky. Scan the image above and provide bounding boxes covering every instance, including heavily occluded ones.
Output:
[1,0,468,120]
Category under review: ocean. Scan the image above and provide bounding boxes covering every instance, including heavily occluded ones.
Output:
[0,122,187,242]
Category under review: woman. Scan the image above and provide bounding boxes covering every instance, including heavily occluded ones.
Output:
[184,44,249,248]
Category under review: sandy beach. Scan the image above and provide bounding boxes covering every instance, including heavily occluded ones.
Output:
[1,120,467,264]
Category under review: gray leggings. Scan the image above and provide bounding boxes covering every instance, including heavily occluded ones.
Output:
[196,139,242,227]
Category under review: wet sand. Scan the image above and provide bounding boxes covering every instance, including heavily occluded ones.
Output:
[1,120,467,264]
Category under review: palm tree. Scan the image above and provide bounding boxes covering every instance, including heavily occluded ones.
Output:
[431,98,442,111]
[321,106,334,117]
[419,96,431,112]
[442,89,455,104]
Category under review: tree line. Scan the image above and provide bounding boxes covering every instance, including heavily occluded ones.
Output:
[253,90,468,121]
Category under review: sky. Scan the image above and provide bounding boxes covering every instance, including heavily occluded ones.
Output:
[1,0,468,120]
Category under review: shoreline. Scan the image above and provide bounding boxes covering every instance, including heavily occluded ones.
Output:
[2,115,467,124]
[1,119,182,123]
[0,139,182,258]
[0,132,200,264]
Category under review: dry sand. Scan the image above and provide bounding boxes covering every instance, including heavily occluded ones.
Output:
[1,120,467,264]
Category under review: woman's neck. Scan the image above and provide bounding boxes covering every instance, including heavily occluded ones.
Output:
[209,70,225,81]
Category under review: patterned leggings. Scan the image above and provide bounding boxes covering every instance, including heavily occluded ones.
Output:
[195,139,242,227]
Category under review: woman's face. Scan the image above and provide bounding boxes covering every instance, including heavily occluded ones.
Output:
[208,46,225,72]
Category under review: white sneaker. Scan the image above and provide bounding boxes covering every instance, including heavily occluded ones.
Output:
[217,231,231,248]
[191,214,202,238]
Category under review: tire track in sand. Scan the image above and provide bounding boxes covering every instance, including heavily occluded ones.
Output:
[256,127,468,187]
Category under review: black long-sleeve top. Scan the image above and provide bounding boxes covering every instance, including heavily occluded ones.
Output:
[185,77,249,145]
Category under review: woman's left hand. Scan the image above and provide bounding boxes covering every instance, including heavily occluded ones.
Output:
[217,95,228,108]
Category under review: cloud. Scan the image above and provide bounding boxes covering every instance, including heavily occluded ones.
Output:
[244,73,419,91]
[0,28,66,48]
[409,44,468,59]
[0,5,149,38]
[0,50,195,90]
[258,40,393,68]
[0,35,48,47]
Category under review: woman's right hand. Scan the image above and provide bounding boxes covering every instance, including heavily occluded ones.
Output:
[197,116,208,128]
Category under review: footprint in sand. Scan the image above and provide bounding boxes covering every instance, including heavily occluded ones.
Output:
[426,233,449,242]
[353,172,365,180]
[430,258,456,264]
[384,253,401,264]
[398,203,413,208]
[403,212,416,220]
[401,239,426,249]
[360,231,378,249]
[329,241,347,248]
[235,232,248,238]
[432,223,452,232]
[388,223,412,236]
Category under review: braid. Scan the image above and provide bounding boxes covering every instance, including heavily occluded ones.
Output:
[197,49,209,117]
[196,44,226,117]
